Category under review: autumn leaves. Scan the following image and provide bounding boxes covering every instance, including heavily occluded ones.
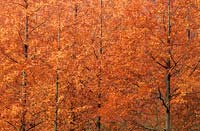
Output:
[0,0,200,131]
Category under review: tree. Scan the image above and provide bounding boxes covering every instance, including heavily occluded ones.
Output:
[0,0,200,130]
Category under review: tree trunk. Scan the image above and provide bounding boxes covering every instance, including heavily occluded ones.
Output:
[21,1,29,131]
[21,70,27,131]
[166,0,171,131]
[54,70,59,131]
[69,4,79,131]
[97,0,103,130]
[54,13,61,131]
[165,69,171,131]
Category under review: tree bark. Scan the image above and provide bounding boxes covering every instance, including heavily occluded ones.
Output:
[97,0,103,130]
[69,4,78,131]
[21,1,28,131]
[165,68,171,131]
[166,0,171,131]
[54,70,59,131]
[54,13,61,131]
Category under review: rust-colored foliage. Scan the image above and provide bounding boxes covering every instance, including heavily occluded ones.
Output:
[0,0,199,131]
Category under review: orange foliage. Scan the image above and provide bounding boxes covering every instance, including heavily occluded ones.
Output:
[0,0,199,131]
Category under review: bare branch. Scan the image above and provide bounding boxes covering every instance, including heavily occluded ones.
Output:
[10,2,25,8]
[29,20,48,34]
[158,88,168,110]
[27,121,45,131]
[0,48,18,63]
[5,120,17,131]
[189,60,200,76]
[149,53,167,69]
[92,47,98,59]
[168,50,176,66]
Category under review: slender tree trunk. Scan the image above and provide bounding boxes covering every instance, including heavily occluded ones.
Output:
[72,3,78,59]
[186,5,191,41]
[166,0,171,131]
[24,1,29,59]
[54,13,61,131]
[21,71,27,131]
[165,65,171,131]
[69,4,78,131]
[54,70,59,131]
[97,0,103,131]
[21,1,29,131]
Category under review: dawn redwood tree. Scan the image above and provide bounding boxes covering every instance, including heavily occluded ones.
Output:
[96,0,103,130]
[0,0,54,130]
[54,10,60,131]
[124,0,200,130]
[20,0,29,130]
[0,0,200,131]
[102,0,200,130]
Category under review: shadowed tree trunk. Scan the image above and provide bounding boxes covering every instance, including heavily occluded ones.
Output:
[165,0,171,130]
[21,0,29,131]
[69,3,79,131]
[54,12,61,131]
[97,0,103,130]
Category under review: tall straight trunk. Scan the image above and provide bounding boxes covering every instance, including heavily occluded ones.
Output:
[24,1,29,59]
[21,1,29,131]
[72,3,78,59]
[21,70,27,131]
[54,70,59,131]
[165,62,171,131]
[186,5,191,41]
[54,13,61,131]
[166,0,171,131]
[69,4,78,131]
[97,0,103,131]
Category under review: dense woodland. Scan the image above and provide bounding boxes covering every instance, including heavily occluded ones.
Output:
[0,0,200,131]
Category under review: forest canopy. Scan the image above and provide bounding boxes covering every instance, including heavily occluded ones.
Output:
[0,0,200,131]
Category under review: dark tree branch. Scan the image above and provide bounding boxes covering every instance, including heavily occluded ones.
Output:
[10,2,25,8]
[0,48,18,63]
[149,53,167,69]
[5,120,17,131]
[27,121,45,131]
[168,50,176,66]
[189,60,200,76]
[92,47,98,59]
[29,20,48,34]
[158,88,168,110]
